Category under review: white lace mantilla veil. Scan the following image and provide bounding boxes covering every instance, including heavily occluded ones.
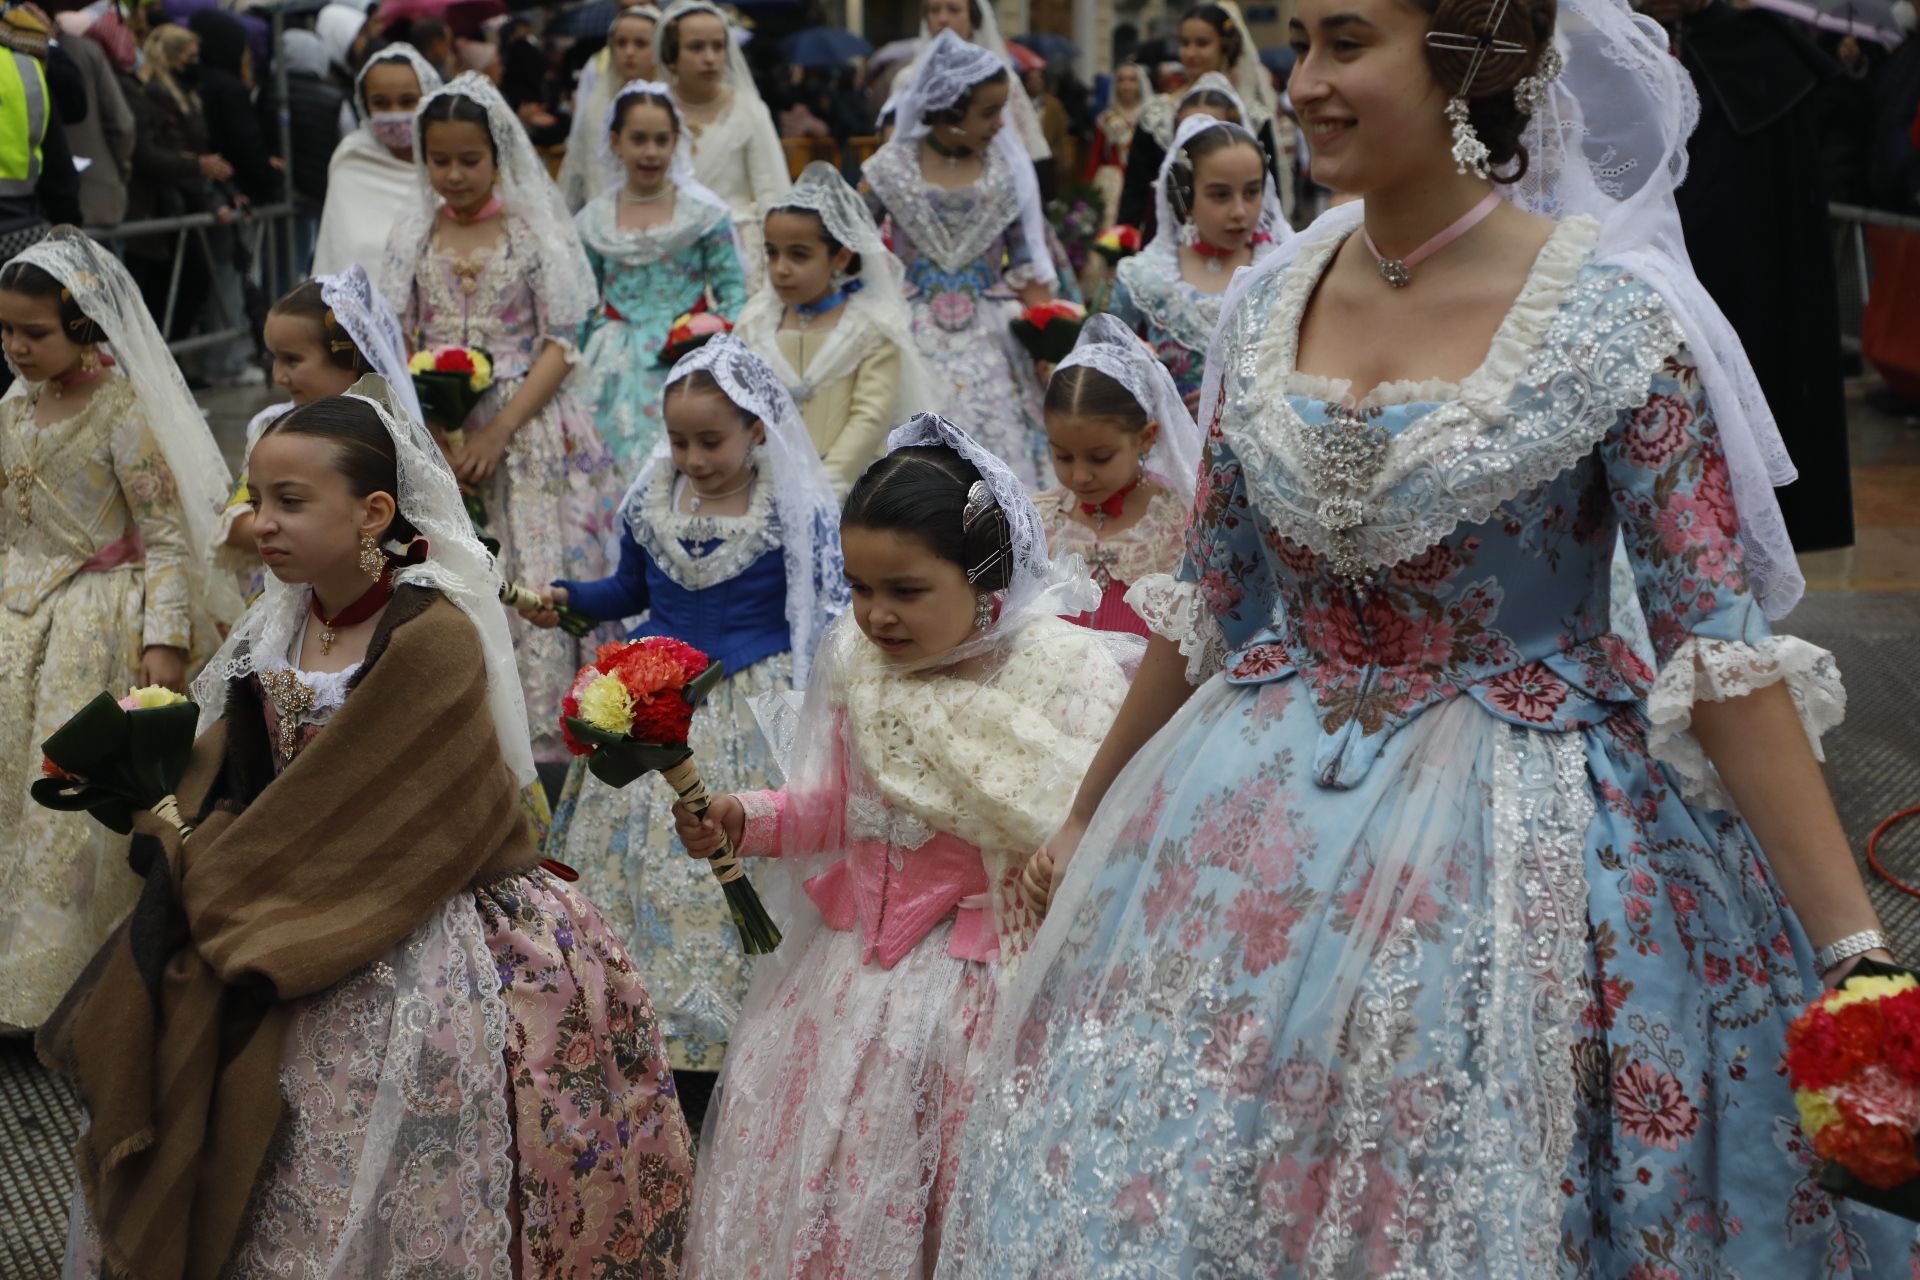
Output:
[1146,114,1289,273]
[628,334,848,685]
[380,73,598,335]
[657,0,771,120]
[559,4,664,210]
[1191,0,1804,617]
[576,78,740,262]
[1056,313,1203,504]
[4,228,245,650]
[1214,0,1281,129]
[883,29,1057,288]
[193,383,538,790]
[731,161,936,428]
[912,0,1052,161]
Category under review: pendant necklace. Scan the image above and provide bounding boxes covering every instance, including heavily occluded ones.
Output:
[1076,473,1143,531]
[310,566,396,655]
[1362,191,1502,288]
[619,185,673,205]
[687,473,752,514]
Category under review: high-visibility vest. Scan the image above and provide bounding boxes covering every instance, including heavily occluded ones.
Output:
[0,49,47,198]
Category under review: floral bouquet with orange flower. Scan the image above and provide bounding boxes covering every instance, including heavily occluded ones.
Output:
[1787,958,1920,1219]
[1092,224,1143,265]
[33,686,200,837]
[658,298,733,367]
[1010,299,1087,364]
[562,637,781,953]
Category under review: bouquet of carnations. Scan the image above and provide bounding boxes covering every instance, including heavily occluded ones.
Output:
[1093,224,1143,264]
[1010,299,1087,364]
[658,298,732,367]
[408,345,493,435]
[1788,958,1920,1219]
[33,686,200,837]
[562,637,781,953]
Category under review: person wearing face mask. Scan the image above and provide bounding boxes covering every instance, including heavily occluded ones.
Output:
[311,43,443,279]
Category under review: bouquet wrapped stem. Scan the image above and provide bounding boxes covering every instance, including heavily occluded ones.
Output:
[660,754,781,952]
[499,580,596,638]
[33,687,199,837]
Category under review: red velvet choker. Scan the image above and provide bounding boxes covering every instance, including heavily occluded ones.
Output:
[312,566,395,654]
[1077,474,1142,524]
[1190,230,1272,259]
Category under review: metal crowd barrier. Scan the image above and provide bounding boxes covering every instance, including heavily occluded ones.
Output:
[82,203,300,358]
[1830,201,1920,358]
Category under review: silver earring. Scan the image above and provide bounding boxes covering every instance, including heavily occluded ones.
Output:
[1513,45,1563,116]
[974,592,994,631]
[1445,97,1491,179]
[1177,218,1200,248]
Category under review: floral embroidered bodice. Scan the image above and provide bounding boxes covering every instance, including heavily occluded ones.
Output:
[403,217,567,381]
[1178,215,1807,792]
[1108,250,1237,397]
[0,377,190,648]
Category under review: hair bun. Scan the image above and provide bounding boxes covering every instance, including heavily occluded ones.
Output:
[1425,0,1549,99]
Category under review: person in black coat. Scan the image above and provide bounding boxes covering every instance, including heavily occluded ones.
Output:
[186,8,278,205]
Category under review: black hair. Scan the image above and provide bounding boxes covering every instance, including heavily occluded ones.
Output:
[841,444,1013,592]
[663,368,757,428]
[1417,0,1557,182]
[610,87,678,138]
[764,205,864,280]
[0,259,106,346]
[417,91,496,160]
[1043,364,1150,433]
[1180,5,1246,69]
[1166,122,1262,225]
[659,6,726,70]
[1175,88,1243,124]
[408,16,449,48]
[261,397,420,544]
[924,66,1009,128]
[269,281,370,375]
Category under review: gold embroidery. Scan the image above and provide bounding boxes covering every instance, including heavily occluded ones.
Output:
[260,668,317,762]
[7,463,30,523]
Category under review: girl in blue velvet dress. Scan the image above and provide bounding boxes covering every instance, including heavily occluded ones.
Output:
[940,0,1918,1273]
[543,335,845,1102]
[575,80,748,471]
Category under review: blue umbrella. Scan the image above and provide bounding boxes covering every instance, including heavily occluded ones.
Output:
[1011,32,1079,65]
[780,27,872,68]
[546,0,620,40]
[1260,45,1297,80]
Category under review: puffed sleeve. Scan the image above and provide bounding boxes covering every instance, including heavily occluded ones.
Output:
[1606,348,1844,808]
[110,403,191,651]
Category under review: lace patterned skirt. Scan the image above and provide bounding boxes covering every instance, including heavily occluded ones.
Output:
[471,378,622,763]
[65,870,694,1277]
[685,919,997,1280]
[907,292,1046,488]
[940,680,1920,1278]
[0,567,144,1029]
[550,652,792,1072]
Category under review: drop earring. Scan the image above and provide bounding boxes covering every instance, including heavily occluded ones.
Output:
[973,592,994,631]
[358,532,385,579]
[1444,98,1491,179]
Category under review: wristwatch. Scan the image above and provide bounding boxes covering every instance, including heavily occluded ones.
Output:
[1815,929,1891,973]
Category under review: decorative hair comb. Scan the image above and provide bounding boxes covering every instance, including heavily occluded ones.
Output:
[961,480,1011,585]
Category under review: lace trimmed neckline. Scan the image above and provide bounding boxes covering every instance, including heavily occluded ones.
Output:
[626,456,780,590]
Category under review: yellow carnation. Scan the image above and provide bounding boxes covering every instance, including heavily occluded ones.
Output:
[1795,1087,1841,1137]
[1822,972,1919,1012]
[578,672,635,736]
[123,685,188,709]
[469,350,493,394]
[408,350,434,374]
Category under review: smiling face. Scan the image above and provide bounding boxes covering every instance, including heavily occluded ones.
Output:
[247,430,393,585]
[764,209,853,309]
[1187,138,1266,251]
[942,75,1010,151]
[422,117,497,215]
[0,288,84,384]
[1288,0,1453,194]
[610,13,656,81]
[1047,411,1160,508]
[924,0,975,41]
[1179,16,1227,77]
[663,381,764,494]
[264,312,360,406]
[670,13,729,91]
[612,98,677,193]
[842,525,978,663]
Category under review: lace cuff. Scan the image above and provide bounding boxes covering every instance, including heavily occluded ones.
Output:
[736,788,783,857]
[1125,574,1228,684]
[1644,635,1846,809]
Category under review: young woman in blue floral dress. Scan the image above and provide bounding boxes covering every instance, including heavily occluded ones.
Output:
[941,0,1919,1273]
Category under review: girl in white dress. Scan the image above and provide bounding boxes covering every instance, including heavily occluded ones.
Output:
[312,44,443,279]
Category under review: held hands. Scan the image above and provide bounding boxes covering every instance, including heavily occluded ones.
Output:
[1021,814,1089,917]
[524,585,566,630]
[139,645,188,694]
[454,421,511,487]
[673,794,745,858]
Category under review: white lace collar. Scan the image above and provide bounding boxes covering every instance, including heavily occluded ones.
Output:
[576,187,729,264]
[623,455,780,590]
[1220,214,1687,580]
[863,139,1022,277]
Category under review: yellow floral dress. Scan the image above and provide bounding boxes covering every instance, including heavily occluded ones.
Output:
[0,376,191,1029]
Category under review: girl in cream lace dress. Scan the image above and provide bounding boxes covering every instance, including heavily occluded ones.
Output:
[1035,315,1201,637]
[0,230,235,1030]
[676,417,1129,1278]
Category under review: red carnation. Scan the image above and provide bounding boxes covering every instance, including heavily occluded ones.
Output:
[629,695,695,745]
[1879,989,1920,1081]
[1788,1007,1869,1092]
[1815,1118,1920,1189]
[435,348,476,375]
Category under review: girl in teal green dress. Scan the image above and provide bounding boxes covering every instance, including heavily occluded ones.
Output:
[575,79,747,471]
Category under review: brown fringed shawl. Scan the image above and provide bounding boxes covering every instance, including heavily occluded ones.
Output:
[36,587,539,1280]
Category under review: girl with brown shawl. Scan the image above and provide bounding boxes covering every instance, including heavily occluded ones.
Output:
[42,387,694,1279]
